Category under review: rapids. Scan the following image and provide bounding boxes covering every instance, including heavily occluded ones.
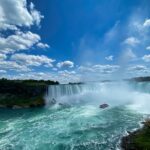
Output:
[0,81,150,150]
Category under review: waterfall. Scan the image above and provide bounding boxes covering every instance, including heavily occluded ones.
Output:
[129,81,150,93]
[45,81,150,113]
[46,83,104,99]
[46,81,133,102]
[47,84,83,99]
[45,83,103,105]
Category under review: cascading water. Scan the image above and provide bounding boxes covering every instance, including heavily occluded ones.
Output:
[47,84,84,99]
[0,81,150,150]
[46,81,150,113]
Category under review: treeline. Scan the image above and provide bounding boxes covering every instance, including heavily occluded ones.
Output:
[130,76,150,82]
[0,78,59,108]
[0,78,59,86]
[0,78,59,97]
[69,82,83,85]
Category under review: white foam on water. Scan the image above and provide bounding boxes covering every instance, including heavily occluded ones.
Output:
[0,81,146,149]
[46,81,150,114]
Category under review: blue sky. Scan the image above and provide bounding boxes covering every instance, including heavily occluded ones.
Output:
[0,0,150,83]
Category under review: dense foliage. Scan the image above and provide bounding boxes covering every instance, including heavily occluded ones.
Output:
[0,78,59,108]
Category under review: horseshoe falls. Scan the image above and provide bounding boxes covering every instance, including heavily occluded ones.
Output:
[0,81,150,150]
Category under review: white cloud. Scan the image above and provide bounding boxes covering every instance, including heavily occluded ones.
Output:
[0,54,7,60]
[36,42,50,49]
[146,46,150,50]
[0,70,6,73]
[78,64,120,74]
[0,0,43,30]
[11,53,55,67]
[0,23,18,31]
[57,61,74,68]
[105,55,113,61]
[10,72,52,80]
[0,31,40,54]
[58,70,76,75]
[0,0,53,78]
[76,64,120,82]
[123,37,140,46]
[0,53,55,73]
[0,0,49,55]
[128,65,147,71]
[29,2,44,27]
[93,64,119,74]
[57,70,79,83]
[143,19,150,27]
[0,60,30,72]
[127,65,149,76]
[142,55,150,62]
[78,66,94,72]
[5,71,80,84]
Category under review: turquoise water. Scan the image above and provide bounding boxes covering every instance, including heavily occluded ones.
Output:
[0,82,149,150]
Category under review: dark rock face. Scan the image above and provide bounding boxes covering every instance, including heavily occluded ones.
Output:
[49,98,57,105]
[121,131,140,150]
[121,120,150,150]
[58,103,71,108]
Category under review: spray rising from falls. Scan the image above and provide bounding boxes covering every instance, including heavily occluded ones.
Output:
[46,81,150,113]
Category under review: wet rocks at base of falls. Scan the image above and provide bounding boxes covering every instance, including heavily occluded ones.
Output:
[58,103,71,109]
[49,98,71,109]
[49,98,57,105]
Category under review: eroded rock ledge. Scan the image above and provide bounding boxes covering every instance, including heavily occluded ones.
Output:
[121,120,150,150]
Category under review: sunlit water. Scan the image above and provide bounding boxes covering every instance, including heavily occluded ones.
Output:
[0,81,150,150]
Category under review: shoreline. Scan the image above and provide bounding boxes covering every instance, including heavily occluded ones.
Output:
[121,119,150,150]
[0,96,46,109]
